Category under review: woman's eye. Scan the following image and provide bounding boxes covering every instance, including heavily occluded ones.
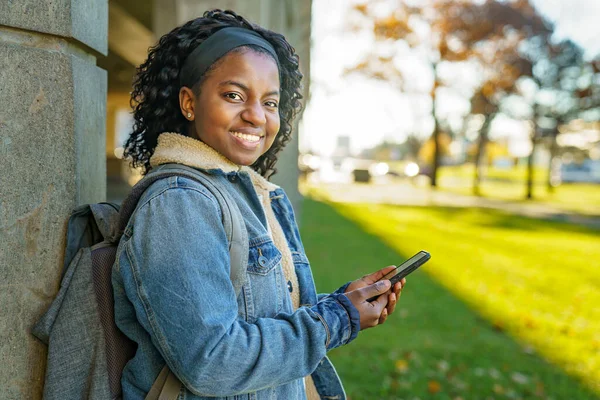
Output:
[224,93,242,101]
[265,101,278,108]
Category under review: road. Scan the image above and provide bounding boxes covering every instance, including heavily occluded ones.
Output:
[308,179,600,229]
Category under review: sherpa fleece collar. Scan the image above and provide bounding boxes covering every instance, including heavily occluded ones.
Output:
[150,132,279,192]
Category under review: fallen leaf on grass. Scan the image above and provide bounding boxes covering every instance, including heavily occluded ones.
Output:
[428,380,442,394]
[488,368,502,380]
[535,381,545,396]
[493,384,504,394]
[511,372,529,384]
[405,351,423,366]
[560,326,576,337]
[493,321,505,332]
[449,377,467,391]
[395,359,409,373]
[522,345,535,354]
[522,315,537,329]
[437,360,450,372]
[489,368,501,379]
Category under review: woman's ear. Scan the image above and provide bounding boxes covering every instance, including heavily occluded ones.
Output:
[179,86,196,120]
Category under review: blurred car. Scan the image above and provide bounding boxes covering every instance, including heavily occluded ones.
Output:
[298,154,321,176]
[341,158,389,183]
[559,159,600,184]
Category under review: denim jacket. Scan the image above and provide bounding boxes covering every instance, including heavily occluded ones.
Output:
[112,134,361,399]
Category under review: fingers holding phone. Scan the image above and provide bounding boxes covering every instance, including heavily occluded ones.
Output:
[345,280,391,330]
[344,251,430,330]
[344,265,397,294]
[383,277,406,321]
[366,251,430,302]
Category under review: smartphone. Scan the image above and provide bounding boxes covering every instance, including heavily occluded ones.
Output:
[367,250,431,302]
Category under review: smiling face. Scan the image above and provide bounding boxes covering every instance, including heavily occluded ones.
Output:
[179,48,281,166]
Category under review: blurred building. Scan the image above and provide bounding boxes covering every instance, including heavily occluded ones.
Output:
[557,119,600,183]
[335,135,351,157]
[0,1,310,398]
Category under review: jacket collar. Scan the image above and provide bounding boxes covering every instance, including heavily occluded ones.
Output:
[150,132,279,192]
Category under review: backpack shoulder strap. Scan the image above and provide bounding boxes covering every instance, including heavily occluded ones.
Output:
[89,203,120,242]
[118,163,249,296]
[63,203,117,275]
[125,165,249,400]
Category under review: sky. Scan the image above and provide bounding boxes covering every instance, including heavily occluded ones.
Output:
[300,0,600,157]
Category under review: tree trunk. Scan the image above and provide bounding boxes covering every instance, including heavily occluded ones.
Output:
[431,117,441,188]
[473,114,494,196]
[430,63,440,188]
[547,131,559,193]
[526,129,538,200]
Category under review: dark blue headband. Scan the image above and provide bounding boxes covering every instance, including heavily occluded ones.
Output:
[179,27,280,88]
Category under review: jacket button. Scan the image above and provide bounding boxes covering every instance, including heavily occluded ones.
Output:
[258,256,267,267]
[287,280,293,292]
[228,174,237,182]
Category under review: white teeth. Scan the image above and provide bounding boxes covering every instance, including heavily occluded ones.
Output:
[231,131,260,142]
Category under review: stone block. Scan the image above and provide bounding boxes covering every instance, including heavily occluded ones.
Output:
[73,56,108,205]
[0,40,106,399]
[0,0,108,54]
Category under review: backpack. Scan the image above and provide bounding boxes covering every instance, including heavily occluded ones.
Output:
[32,164,249,400]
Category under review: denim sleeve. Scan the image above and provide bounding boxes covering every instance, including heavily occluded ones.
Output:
[317,281,353,302]
[120,187,357,397]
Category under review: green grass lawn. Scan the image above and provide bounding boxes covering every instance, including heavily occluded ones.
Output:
[301,198,600,399]
[433,164,600,215]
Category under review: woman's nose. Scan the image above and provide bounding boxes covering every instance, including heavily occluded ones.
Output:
[241,101,267,126]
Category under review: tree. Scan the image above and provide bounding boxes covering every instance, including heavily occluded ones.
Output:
[348,0,547,188]
[402,134,425,161]
[470,52,534,196]
[470,86,496,196]
[511,38,599,198]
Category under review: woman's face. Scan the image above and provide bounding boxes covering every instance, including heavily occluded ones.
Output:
[181,49,281,166]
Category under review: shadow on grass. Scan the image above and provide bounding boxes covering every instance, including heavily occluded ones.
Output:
[390,204,600,235]
[301,198,599,400]
[441,185,600,220]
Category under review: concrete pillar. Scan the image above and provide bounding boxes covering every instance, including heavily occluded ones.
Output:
[153,0,311,218]
[263,1,312,221]
[0,0,107,398]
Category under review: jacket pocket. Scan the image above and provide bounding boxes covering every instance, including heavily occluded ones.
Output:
[244,236,284,321]
[247,236,282,275]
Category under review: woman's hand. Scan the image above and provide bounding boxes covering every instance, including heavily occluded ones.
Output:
[345,266,406,327]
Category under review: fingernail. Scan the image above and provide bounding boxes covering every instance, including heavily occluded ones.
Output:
[377,280,391,291]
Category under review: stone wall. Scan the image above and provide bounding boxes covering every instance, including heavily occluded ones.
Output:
[0,1,107,398]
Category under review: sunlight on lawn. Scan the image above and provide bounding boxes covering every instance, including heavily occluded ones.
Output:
[436,164,600,215]
[332,203,600,394]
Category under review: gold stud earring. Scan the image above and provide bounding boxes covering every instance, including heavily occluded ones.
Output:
[187,112,192,118]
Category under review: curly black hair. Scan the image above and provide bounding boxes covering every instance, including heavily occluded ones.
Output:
[123,9,304,178]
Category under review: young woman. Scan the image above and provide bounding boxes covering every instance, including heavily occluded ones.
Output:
[113,9,405,400]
